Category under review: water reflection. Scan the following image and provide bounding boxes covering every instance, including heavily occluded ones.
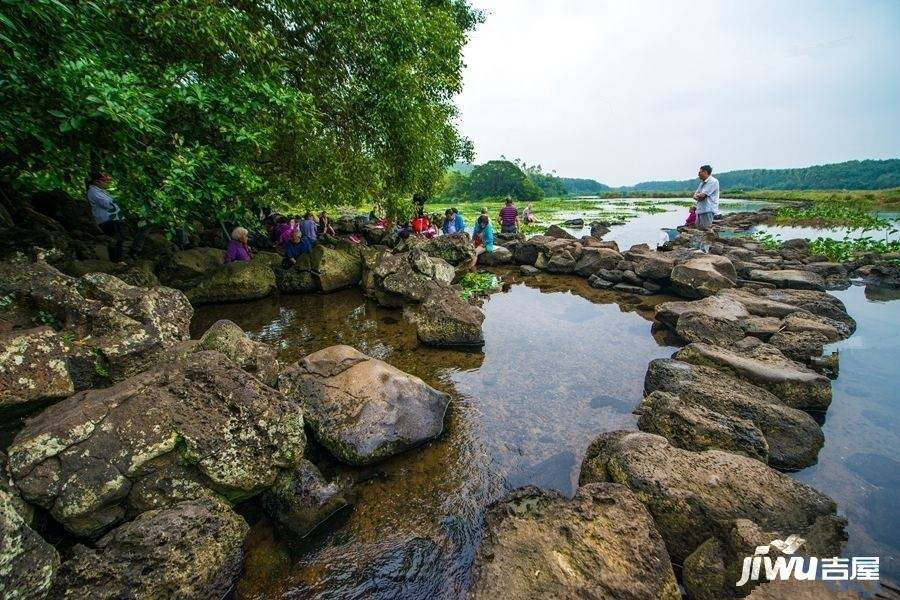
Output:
[193,277,676,599]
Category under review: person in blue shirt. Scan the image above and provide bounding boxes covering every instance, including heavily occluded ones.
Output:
[282,228,313,269]
[452,207,465,232]
[441,209,457,235]
[469,214,494,268]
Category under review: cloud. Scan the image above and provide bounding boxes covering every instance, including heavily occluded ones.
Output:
[457,0,900,185]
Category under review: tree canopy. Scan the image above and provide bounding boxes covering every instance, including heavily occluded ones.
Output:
[0,0,482,230]
[444,160,544,201]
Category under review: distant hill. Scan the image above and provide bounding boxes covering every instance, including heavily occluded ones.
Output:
[626,159,900,192]
[559,177,610,194]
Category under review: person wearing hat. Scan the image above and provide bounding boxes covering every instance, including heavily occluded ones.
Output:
[86,171,125,262]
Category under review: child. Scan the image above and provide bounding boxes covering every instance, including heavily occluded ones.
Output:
[469,214,495,269]
[685,205,697,226]
[282,228,312,268]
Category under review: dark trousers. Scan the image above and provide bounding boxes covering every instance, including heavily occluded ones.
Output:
[99,220,124,262]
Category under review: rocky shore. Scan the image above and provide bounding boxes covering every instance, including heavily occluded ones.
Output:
[0,196,888,598]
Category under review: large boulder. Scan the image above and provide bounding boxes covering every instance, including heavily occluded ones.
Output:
[579,431,844,565]
[406,287,485,347]
[261,459,348,538]
[477,245,512,266]
[313,245,362,292]
[673,342,832,411]
[0,327,77,416]
[644,359,823,469]
[192,319,280,386]
[50,499,247,599]
[421,233,475,267]
[7,351,305,536]
[184,261,276,304]
[572,247,623,277]
[633,252,677,281]
[544,224,577,240]
[273,259,318,294]
[370,249,455,307]
[636,391,769,462]
[469,484,679,600]
[748,269,825,291]
[278,345,450,466]
[0,258,192,383]
[0,486,60,599]
[670,254,737,298]
[159,247,224,288]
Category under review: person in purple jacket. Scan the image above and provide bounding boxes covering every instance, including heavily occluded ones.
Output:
[224,227,252,263]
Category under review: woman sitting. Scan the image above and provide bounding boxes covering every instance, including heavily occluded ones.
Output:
[523,205,537,224]
[469,214,495,269]
[441,209,457,235]
[318,211,336,237]
[224,227,252,263]
[282,228,313,268]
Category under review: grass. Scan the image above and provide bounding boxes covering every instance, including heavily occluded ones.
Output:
[726,188,900,209]
[774,204,896,229]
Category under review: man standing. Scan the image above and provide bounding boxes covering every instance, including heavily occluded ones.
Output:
[86,171,125,262]
[693,165,719,229]
[498,196,519,234]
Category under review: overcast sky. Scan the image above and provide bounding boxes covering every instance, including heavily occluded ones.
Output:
[456,0,900,186]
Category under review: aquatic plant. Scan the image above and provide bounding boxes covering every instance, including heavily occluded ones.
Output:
[459,272,499,299]
[774,205,895,229]
[753,232,782,250]
[806,236,900,262]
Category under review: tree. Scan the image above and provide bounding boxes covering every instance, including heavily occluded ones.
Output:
[0,0,482,230]
[464,160,543,200]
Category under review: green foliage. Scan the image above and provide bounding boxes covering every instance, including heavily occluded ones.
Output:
[33,309,61,329]
[774,205,895,229]
[806,236,900,262]
[558,177,609,195]
[753,231,783,250]
[90,348,109,378]
[458,272,498,299]
[450,160,544,201]
[729,188,900,209]
[0,0,482,231]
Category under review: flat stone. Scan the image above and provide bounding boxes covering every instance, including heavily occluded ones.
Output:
[670,255,738,298]
[748,269,825,291]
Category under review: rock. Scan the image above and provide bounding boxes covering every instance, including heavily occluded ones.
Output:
[780,312,841,342]
[636,391,768,462]
[804,262,847,278]
[633,252,677,280]
[572,247,623,277]
[612,283,650,295]
[745,580,862,599]
[477,245,512,266]
[768,330,828,363]
[670,254,737,298]
[622,269,643,286]
[598,268,624,283]
[0,485,60,599]
[563,217,584,227]
[748,269,825,291]
[406,287,485,347]
[371,249,455,307]
[0,327,76,416]
[589,221,611,238]
[421,233,475,267]
[781,238,808,251]
[580,431,843,564]
[193,319,280,386]
[544,224,577,240]
[544,249,577,274]
[644,359,824,469]
[656,295,750,330]
[742,316,782,340]
[587,275,614,289]
[278,345,450,466]
[673,342,832,411]
[643,280,662,293]
[185,261,276,304]
[313,245,362,292]
[160,247,224,288]
[50,499,247,599]
[273,259,318,294]
[718,288,804,319]
[7,351,305,536]
[0,258,193,383]
[675,312,745,346]
[512,235,553,266]
[519,265,540,276]
[262,459,348,538]
[758,288,855,337]
[469,484,679,600]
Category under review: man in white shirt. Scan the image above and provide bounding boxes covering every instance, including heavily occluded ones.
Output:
[693,164,719,229]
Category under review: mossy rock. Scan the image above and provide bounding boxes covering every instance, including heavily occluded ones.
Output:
[186,261,276,304]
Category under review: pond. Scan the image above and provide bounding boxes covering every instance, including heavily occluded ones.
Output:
[190,202,900,597]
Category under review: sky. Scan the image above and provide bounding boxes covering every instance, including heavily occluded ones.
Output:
[455,0,900,186]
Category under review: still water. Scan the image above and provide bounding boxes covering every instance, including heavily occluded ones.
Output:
[190,202,900,597]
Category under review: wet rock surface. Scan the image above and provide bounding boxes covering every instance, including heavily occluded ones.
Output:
[469,483,679,600]
[262,459,348,538]
[278,345,450,466]
[50,498,248,599]
[7,351,304,536]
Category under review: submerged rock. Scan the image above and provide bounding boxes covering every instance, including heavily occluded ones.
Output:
[262,459,348,538]
[579,431,844,565]
[50,499,247,599]
[0,486,60,599]
[644,359,823,469]
[278,345,450,466]
[674,342,832,411]
[406,288,485,347]
[7,351,305,537]
[469,483,679,600]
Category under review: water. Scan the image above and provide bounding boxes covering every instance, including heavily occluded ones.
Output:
[192,277,676,599]
[190,202,900,596]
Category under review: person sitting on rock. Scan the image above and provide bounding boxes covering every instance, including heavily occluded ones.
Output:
[441,209,458,235]
[523,205,537,224]
[86,171,125,262]
[498,196,519,234]
[300,212,318,243]
[224,227,252,263]
[684,205,697,226]
[470,214,495,268]
[271,215,292,244]
[318,210,336,237]
[282,228,313,269]
[452,207,465,232]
